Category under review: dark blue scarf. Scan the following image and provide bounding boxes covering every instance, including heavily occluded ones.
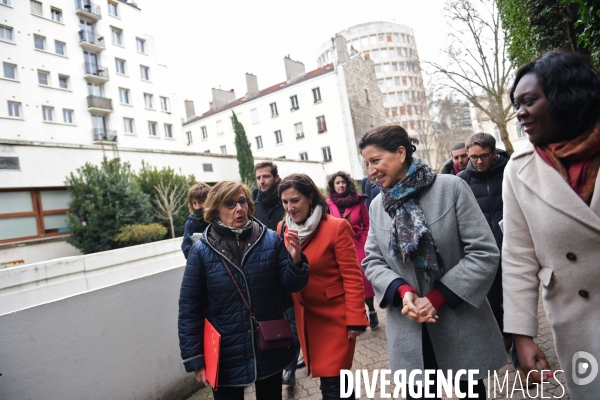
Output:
[376,159,444,282]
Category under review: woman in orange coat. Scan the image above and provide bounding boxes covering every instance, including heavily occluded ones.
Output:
[278,173,368,400]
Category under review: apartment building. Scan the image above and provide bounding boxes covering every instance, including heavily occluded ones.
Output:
[183,39,385,180]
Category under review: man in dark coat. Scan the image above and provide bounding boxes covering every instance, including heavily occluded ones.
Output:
[361,177,380,209]
[252,161,300,386]
[252,161,284,231]
[440,142,469,175]
[458,132,524,378]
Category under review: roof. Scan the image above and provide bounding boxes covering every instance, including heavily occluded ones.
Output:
[183,63,334,126]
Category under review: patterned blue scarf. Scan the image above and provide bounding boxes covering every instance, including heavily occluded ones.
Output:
[376,159,444,282]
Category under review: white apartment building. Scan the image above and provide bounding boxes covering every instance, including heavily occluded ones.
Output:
[183,47,385,181]
[316,22,429,136]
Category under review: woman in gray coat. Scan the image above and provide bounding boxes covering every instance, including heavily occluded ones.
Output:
[361,125,506,399]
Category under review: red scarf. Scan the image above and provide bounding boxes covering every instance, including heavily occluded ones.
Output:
[329,192,367,210]
[534,122,600,204]
[453,163,461,175]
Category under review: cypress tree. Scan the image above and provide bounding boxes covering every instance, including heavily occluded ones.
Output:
[232,110,256,187]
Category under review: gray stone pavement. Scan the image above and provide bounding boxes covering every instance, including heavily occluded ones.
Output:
[187,294,569,399]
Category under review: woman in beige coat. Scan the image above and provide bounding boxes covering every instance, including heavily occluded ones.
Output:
[504,50,600,397]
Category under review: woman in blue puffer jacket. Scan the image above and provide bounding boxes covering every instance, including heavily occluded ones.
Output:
[178,181,309,400]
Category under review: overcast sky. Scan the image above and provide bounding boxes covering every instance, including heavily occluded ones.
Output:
[139,0,451,116]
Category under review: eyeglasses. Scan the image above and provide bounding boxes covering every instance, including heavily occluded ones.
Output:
[468,153,492,161]
[223,197,249,209]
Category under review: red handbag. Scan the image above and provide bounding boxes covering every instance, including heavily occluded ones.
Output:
[219,257,294,351]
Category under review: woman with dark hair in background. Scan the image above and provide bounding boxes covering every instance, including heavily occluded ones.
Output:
[326,171,378,330]
[278,173,368,400]
[178,181,309,400]
[505,50,600,397]
[361,125,506,399]
[181,182,211,259]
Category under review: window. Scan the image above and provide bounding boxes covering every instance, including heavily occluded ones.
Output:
[30,0,42,15]
[402,77,407,86]
[123,118,134,134]
[270,102,278,117]
[111,28,122,45]
[294,122,304,139]
[229,116,234,131]
[316,115,327,133]
[383,64,390,72]
[144,93,153,108]
[290,95,299,110]
[220,145,227,155]
[55,40,65,55]
[395,77,401,86]
[119,88,130,104]
[160,96,169,112]
[63,109,73,124]
[3,63,16,79]
[382,94,388,104]
[397,93,403,101]
[0,25,13,42]
[375,65,382,74]
[274,130,283,144]
[108,1,118,16]
[136,37,146,53]
[148,121,157,136]
[201,126,208,139]
[312,87,321,102]
[378,34,385,42]
[377,80,384,90]
[164,124,173,138]
[1,0,9,5]
[115,58,126,74]
[34,35,45,50]
[186,131,193,144]
[51,7,62,22]
[386,78,393,87]
[372,50,380,59]
[0,189,72,243]
[58,75,69,89]
[250,108,259,124]
[381,49,388,58]
[216,120,223,135]
[322,146,332,161]
[255,135,263,149]
[299,152,308,161]
[8,101,21,117]
[140,65,149,80]
[38,70,49,85]
[42,106,54,121]
[203,163,213,172]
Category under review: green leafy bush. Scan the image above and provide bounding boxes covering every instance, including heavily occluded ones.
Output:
[113,223,168,246]
[65,157,152,254]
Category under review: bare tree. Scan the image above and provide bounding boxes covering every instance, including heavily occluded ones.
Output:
[152,180,187,239]
[426,0,515,154]
[429,95,475,165]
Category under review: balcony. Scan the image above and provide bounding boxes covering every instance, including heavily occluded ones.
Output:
[75,0,101,20]
[83,63,109,84]
[92,128,117,143]
[78,30,105,52]
[87,95,113,114]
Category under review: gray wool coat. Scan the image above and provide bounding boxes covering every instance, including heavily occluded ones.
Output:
[363,174,507,379]
[502,142,600,398]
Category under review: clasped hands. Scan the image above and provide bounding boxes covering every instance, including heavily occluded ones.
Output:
[401,292,439,323]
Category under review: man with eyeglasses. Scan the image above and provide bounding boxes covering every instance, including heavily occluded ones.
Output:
[457,132,525,381]
[439,142,469,175]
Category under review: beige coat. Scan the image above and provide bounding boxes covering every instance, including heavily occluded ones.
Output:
[502,142,600,397]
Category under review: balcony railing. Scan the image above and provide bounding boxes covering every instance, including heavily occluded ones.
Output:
[92,128,117,142]
[82,63,109,79]
[75,0,101,18]
[87,95,113,111]
[78,30,105,48]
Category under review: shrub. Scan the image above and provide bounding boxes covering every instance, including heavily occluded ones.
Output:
[113,223,168,246]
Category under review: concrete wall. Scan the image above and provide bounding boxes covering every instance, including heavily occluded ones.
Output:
[0,266,201,400]
[0,237,82,267]
[0,237,184,316]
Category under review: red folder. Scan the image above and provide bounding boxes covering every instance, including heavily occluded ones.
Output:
[203,318,221,389]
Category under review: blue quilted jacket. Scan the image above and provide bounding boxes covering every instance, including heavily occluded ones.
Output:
[178,220,309,386]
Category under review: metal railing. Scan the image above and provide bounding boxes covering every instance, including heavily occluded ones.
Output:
[82,63,109,79]
[75,0,101,17]
[92,128,117,142]
[87,95,113,111]
[78,30,105,48]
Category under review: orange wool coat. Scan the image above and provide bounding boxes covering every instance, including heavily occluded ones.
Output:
[278,214,368,377]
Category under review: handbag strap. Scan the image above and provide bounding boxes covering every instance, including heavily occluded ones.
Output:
[219,256,257,323]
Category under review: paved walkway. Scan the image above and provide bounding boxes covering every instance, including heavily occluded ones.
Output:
[187,294,569,399]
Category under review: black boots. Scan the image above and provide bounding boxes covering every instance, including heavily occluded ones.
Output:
[320,376,355,400]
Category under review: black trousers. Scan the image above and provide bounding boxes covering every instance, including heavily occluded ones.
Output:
[212,372,282,400]
[406,326,487,399]
[320,375,355,400]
